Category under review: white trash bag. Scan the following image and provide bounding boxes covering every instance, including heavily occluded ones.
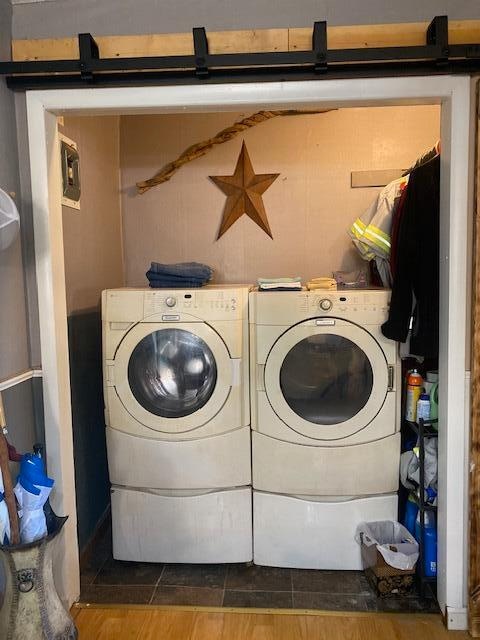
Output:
[0,188,20,251]
[0,467,11,544]
[14,478,53,544]
[355,520,419,571]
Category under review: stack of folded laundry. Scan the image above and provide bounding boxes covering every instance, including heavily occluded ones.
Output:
[257,277,302,291]
[306,277,337,291]
[146,262,213,288]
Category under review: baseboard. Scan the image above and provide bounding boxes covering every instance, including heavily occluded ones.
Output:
[79,504,111,570]
[446,606,468,630]
[71,602,447,619]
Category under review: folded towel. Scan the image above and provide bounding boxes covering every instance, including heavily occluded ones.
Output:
[258,277,301,285]
[150,261,213,280]
[259,286,303,292]
[259,282,302,291]
[307,282,337,291]
[306,277,337,291]
[309,277,337,285]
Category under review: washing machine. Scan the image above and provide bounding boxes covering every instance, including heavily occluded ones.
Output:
[102,286,252,563]
[249,288,400,569]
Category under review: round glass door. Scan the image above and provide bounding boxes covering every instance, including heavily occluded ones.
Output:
[264,319,389,440]
[127,328,217,418]
[280,334,373,425]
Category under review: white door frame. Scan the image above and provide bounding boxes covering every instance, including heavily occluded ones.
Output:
[26,75,472,627]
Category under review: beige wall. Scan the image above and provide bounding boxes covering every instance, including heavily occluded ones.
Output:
[120,105,440,286]
[61,116,124,313]
[12,0,480,40]
[60,116,124,552]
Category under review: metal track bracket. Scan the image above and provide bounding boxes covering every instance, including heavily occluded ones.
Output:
[427,15,449,67]
[313,21,327,74]
[78,32,99,82]
[193,27,209,79]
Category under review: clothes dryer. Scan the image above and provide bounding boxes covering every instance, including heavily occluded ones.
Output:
[249,289,400,569]
[103,286,252,563]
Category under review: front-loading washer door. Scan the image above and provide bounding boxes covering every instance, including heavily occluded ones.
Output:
[113,322,232,434]
[264,318,389,440]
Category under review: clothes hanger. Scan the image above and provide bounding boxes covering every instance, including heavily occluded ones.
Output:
[402,142,440,177]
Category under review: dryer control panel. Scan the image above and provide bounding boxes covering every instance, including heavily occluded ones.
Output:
[250,289,390,326]
[309,292,389,315]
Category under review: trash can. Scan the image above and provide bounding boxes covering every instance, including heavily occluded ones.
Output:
[0,511,78,639]
[355,521,419,597]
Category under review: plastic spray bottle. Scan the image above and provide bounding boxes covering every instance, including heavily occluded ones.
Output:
[405,369,423,422]
[415,510,437,577]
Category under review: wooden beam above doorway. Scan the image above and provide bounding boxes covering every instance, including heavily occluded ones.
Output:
[11,20,480,62]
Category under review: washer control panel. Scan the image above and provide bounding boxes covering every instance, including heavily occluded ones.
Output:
[142,288,245,320]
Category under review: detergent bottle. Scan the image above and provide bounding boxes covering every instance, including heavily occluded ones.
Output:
[405,369,423,422]
[415,510,437,577]
[429,382,439,422]
[416,393,431,422]
[403,492,419,536]
[424,371,439,423]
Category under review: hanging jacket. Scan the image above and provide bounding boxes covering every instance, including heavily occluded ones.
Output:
[348,176,408,287]
[389,185,409,278]
[381,155,440,359]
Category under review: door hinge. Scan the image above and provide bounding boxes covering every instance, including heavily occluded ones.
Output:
[231,359,241,387]
[257,364,265,392]
[106,363,115,386]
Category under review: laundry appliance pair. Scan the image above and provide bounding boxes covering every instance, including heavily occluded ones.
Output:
[102,286,399,568]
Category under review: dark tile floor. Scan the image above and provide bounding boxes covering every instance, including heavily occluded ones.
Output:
[79,527,439,613]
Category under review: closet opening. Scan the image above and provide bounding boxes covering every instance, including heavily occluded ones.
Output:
[26,76,471,629]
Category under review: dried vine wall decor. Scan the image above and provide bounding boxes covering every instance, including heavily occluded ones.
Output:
[136,109,334,194]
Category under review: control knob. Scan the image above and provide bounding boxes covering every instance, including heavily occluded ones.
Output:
[319,298,333,311]
[165,296,177,308]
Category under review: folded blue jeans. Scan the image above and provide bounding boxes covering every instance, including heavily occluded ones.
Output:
[148,279,206,289]
[149,261,212,280]
[146,271,207,284]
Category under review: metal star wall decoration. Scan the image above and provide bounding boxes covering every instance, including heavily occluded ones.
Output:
[210,142,279,239]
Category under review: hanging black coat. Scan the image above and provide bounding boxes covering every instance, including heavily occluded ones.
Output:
[381,155,440,359]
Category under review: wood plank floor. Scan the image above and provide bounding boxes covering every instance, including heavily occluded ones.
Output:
[72,605,470,639]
